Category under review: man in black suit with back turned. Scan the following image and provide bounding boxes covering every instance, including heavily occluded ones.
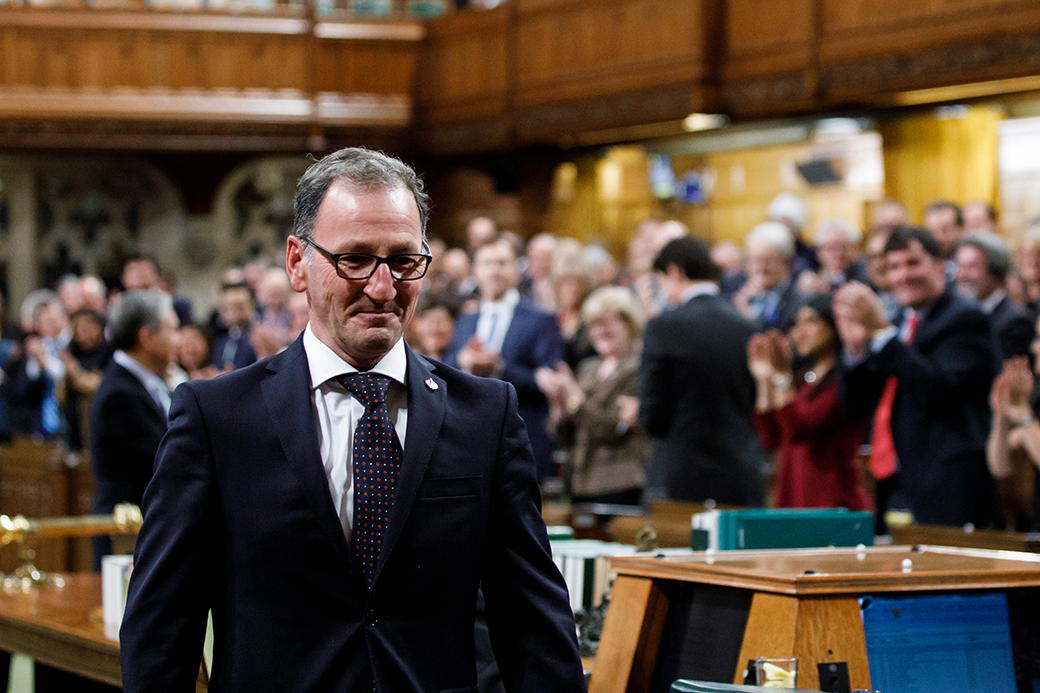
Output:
[639,236,767,506]
[836,226,999,528]
[89,290,177,570]
[120,148,584,693]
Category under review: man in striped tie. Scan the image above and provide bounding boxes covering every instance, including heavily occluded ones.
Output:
[835,225,999,531]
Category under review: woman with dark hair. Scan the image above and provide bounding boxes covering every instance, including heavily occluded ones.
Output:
[748,294,872,510]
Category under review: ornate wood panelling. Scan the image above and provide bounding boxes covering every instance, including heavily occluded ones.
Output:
[413,6,510,124]
[513,0,707,107]
[818,0,1040,100]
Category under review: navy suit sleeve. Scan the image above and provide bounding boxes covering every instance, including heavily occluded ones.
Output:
[499,312,563,397]
[638,317,673,437]
[997,313,1035,362]
[481,381,585,692]
[875,310,995,403]
[120,384,223,693]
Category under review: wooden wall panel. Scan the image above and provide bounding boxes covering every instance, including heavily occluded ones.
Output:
[414,7,509,122]
[727,0,813,68]
[514,0,705,107]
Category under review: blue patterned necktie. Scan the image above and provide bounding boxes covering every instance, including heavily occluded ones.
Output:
[340,372,402,590]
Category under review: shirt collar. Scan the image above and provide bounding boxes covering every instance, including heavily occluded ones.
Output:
[303,324,407,390]
[482,288,520,311]
[681,282,719,304]
[112,350,169,400]
[980,289,1006,315]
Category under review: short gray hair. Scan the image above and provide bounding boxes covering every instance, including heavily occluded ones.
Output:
[109,290,173,351]
[814,217,863,246]
[960,232,1013,281]
[746,221,795,259]
[292,147,429,243]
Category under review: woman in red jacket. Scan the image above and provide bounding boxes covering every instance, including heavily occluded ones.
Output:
[748,293,872,510]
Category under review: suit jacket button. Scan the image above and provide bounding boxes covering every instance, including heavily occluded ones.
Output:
[364,611,378,627]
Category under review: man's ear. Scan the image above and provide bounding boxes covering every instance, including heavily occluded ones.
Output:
[286,237,309,293]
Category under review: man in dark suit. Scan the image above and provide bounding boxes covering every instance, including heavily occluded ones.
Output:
[120,148,584,693]
[954,233,1035,365]
[639,236,767,506]
[445,238,564,481]
[209,281,258,371]
[836,226,998,528]
[89,290,176,569]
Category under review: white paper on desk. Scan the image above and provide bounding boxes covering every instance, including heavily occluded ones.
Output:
[101,555,134,627]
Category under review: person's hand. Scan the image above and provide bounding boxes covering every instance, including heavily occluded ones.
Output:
[747,333,776,381]
[551,362,583,410]
[834,282,890,359]
[1009,424,1029,450]
[732,277,763,318]
[1005,356,1034,422]
[991,369,1011,419]
[459,337,502,377]
[796,270,827,296]
[768,330,793,375]
[23,335,45,364]
[250,323,288,361]
[616,395,640,427]
[535,366,562,403]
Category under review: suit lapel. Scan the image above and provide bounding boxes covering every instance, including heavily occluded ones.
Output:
[373,345,445,585]
[261,338,357,579]
[498,302,528,359]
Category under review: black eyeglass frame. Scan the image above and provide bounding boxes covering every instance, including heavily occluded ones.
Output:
[297,236,432,281]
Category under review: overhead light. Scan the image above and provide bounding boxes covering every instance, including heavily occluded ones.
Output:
[682,113,729,132]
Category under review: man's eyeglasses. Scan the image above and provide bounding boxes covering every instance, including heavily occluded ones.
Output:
[298,236,432,281]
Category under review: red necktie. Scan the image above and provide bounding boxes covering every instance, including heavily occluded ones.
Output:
[341,372,402,590]
[869,311,919,480]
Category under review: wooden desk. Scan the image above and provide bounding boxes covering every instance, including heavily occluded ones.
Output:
[891,524,1040,553]
[0,574,119,686]
[589,545,1040,693]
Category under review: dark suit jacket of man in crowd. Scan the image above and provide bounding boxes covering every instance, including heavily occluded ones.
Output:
[989,294,1035,365]
[639,293,767,506]
[841,288,999,527]
[210,326,258,371]
[120,338,583,692]
[88,358,167,567]
[447,302,564,481]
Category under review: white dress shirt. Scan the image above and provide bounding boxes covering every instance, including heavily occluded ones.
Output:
[475,288,520,354]
[303,325,408,538]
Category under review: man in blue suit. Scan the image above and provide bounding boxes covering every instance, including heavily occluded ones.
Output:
[120,148,584,693]
[446,238,564,481]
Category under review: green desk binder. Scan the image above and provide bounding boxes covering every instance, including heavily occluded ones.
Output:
[694,508,874,550]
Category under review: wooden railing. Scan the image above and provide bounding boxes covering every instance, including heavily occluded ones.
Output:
[0,3,426,149]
